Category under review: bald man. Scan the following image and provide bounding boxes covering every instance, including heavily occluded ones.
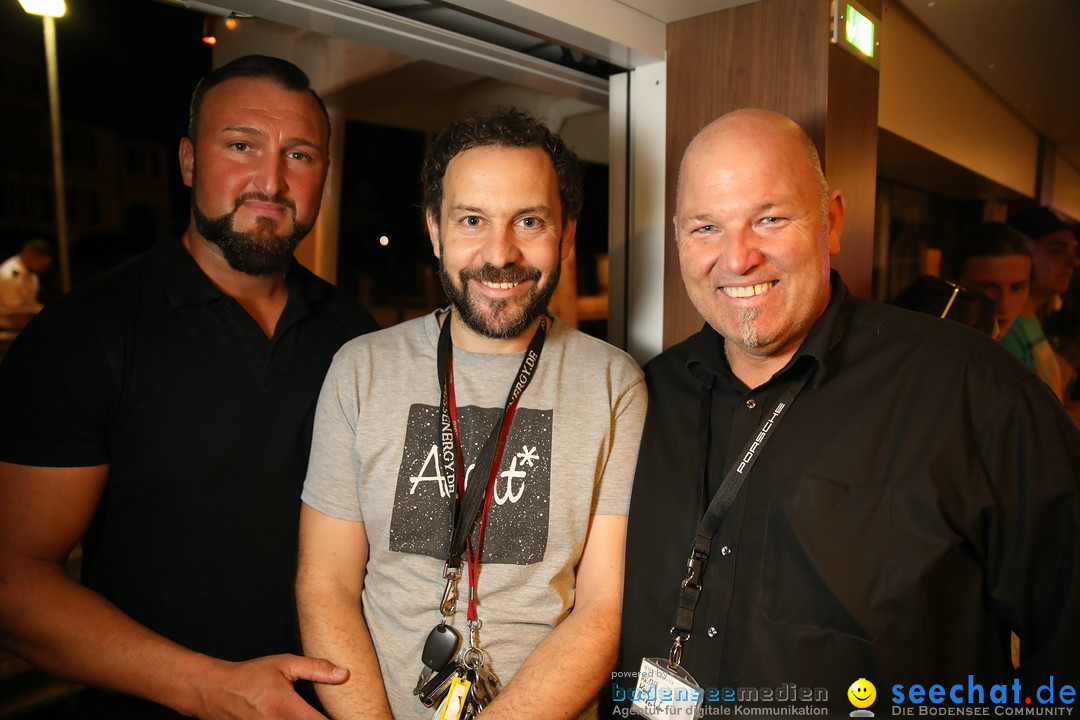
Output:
[612,110,1080,716]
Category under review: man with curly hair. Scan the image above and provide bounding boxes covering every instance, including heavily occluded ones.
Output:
[297,107,645,719]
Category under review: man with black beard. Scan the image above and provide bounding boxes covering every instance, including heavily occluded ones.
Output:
[296,107,646,719]
[0,56,376,719]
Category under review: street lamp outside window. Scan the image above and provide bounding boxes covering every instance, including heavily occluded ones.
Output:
[19,0,71,293]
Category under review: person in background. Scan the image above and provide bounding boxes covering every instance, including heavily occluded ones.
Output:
[0,55,376,719]
[1045,232,1080,415]
[296,107,645,719]
[944,220,1031,340]
[1003,207,1079,401]
[0,238,54,330]
[1044,307,1080,425]
[615,109,1080,716]
[890,275,996,336]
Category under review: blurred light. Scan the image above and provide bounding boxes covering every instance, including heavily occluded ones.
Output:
[844,4,875,59]
[202,15,216,45]
[379,235,390,247]
[22,0,71,291]
[18,0,66,17]
[224,16,238,30]
[830,0,879,69]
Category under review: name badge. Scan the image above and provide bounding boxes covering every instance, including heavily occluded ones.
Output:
[631,657,704,718]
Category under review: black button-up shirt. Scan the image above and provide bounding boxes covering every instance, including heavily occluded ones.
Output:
[0,234,377,718]
[616,272,1080,714]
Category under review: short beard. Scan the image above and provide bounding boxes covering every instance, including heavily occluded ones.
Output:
[439,258,558,340]
[191,182,309,276]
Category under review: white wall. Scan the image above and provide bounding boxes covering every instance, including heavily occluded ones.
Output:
[879,0,1039,198]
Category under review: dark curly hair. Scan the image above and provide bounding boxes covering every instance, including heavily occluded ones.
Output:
[188,55,330,143]
[421,107,583,224]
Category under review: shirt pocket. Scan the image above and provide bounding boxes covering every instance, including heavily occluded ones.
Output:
[756,474,892,642]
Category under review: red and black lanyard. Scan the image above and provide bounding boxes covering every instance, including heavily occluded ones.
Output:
[435,311,547,623]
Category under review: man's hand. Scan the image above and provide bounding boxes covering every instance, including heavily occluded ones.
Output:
[193,653,349,720]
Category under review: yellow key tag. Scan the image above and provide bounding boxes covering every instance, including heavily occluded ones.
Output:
[437,675,472,720]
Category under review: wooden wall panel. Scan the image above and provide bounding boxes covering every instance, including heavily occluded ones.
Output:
[825,42,879,300]
[663,0,880,348]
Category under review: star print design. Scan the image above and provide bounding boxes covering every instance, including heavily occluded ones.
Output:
[517,445,539,467]
[388,403,552,565]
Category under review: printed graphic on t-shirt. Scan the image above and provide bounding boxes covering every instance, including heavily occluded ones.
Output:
[389,403,552,565]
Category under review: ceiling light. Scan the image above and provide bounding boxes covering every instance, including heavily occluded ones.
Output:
[18,0,66,17]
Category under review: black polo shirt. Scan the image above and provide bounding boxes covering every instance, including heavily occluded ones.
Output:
[0,234,376,717]
[615,272,1080,715]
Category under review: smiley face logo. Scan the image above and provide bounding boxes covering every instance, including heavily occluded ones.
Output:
[847,678,876,709]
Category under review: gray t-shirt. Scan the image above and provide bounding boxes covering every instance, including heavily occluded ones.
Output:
[303,311,646,718]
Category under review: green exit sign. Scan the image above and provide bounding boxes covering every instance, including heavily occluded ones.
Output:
[832,0,880,69]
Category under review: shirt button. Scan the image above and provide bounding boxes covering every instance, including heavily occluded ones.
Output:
[707,626,718,638]
[746,398,756,409]
[720,545,732,556]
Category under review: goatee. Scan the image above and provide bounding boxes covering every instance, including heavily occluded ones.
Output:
[735,306,762,348]
[192,191,309,276]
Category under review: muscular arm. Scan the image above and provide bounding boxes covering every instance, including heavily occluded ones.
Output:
[0,461,346,720]
[480,514,626,719]
[296,503,394,720]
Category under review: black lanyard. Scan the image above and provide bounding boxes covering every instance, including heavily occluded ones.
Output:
[667,357,815,667]
[435,311,547,618]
